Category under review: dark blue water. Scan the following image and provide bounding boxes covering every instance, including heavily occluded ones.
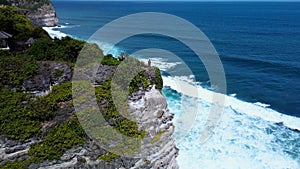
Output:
[52,1,300,117]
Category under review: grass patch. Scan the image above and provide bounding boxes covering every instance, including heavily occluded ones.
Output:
[151,130,165,144]
[0,53,38,90]
[98,153,119,162]
[28,119,86,162]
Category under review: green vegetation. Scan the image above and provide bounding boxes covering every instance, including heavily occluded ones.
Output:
[0,88,41,142]
[152,68,163,91]
[1,119,86,169]
[0,81,73,142]
[74,43,104,68]
[26,36,85,62]
[151,130,165,144]
[101,54,121,66]
[28,119,86,162]
[0,160,32,169]
[129,70,149,95]
[0,77,83,169]
[16,0,51,12]
[0,0,51,12]
[0,5,166,167]
[26,82,73,121]
[94,56,163,139]
[54,69,64,78]
[98,153,119,162]
[0,6,49,43]
[0,53,38,90]
[95,79,146,138]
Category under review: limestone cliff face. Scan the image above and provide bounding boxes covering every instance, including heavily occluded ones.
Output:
[129,86,179,169]
[27,3,59,27]
[1,63,178,169]
[7,0,59,26]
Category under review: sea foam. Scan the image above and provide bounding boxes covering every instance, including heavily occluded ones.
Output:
[42,27,67,39]
[162,75,300,131]
[162,75,300,169]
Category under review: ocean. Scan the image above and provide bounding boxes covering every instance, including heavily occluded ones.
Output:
[49,1,300,168]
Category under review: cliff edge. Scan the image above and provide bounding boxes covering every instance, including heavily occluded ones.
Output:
[0,3,178,168]
[5,0,59,26]
[0,59,179,169]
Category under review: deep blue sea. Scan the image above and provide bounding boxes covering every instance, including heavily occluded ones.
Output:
[49,1,300,168]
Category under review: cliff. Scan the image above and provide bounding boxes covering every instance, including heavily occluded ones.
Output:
[0,59,178,169]
[5,0,58,26]
[27,3,59,27]
[0,3,178,167]
[129,85,179,169]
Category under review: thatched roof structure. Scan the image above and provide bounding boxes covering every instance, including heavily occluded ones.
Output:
[25,37,35,45]
[0,31,12,39]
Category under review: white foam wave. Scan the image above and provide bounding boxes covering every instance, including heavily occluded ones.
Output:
[230,93,237,97]
[88,40,124,57]
[254,102,271,108]
[59,25,80,29]
[162,77,300,169]
[47,24,80,29]
[162,75,300,131]
[138,57,182,71]
[42,27,67,39]
[171,97,300,169]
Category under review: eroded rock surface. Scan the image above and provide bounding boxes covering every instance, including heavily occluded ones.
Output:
[22,61,72,95]
[7,0,59,26]
[3,63,178,169]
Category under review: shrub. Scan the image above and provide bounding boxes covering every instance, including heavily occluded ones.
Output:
[151,130,165,144]
[28,119,86,162]
[98,153,119,162]
[26,82,72,121]
[0,53,38,90]
[95,78,146,139]
[151,68,163,91]
[26,37,85,62]
[0,88,41,142]
[0,6,49,43]
[101,54,121,66]
[0,82,73,142]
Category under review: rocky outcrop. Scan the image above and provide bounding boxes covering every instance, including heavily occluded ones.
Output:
[4,62,178,169]
[128,85,179,169]
[0,138,39,166]
[22,61,72,96]
[27,4,59,27]
[26,140,141,169]
[14,86,178,169]
[94,64,116,85]
[7,0,59,26]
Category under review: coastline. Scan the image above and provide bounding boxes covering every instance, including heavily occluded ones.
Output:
[41,26,180,169]
[42,25,300,169]
[2,1,300,168]
[43,26,300,131]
